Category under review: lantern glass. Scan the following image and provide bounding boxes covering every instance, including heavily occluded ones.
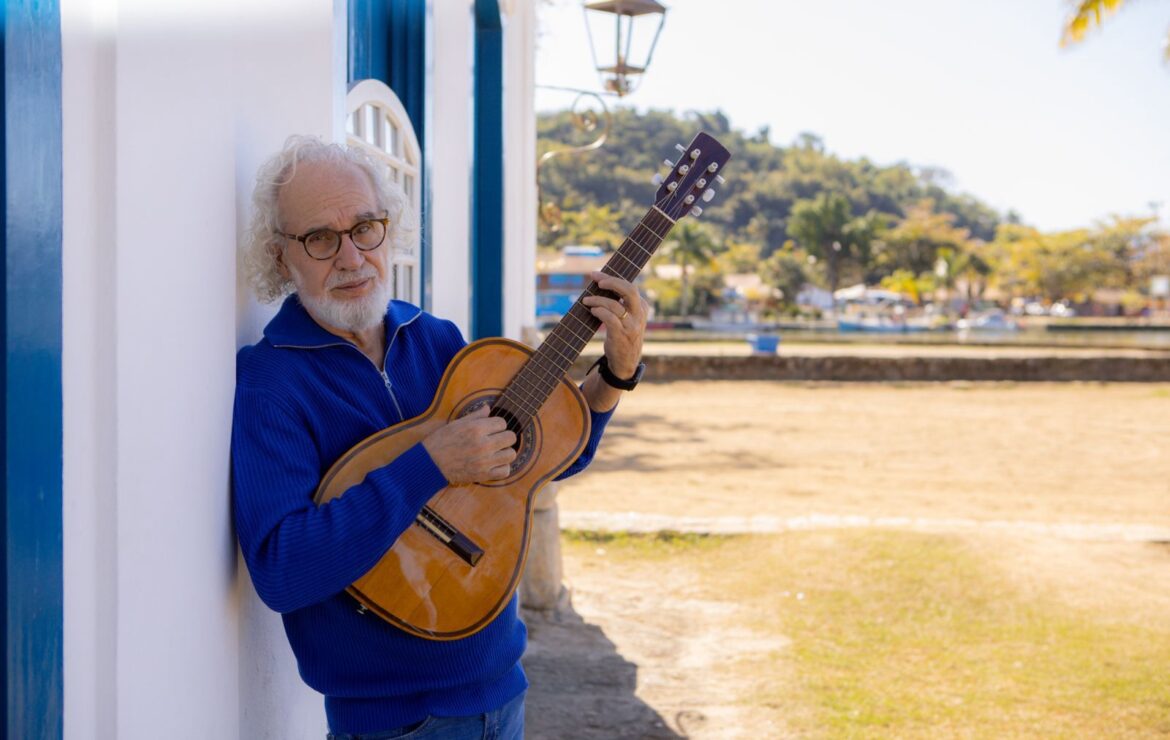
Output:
[583,0,667,97]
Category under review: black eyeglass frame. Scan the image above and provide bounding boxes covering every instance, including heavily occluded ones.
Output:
[276,216,391,261]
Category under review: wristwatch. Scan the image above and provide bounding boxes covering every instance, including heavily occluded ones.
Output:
[589,355,646,391]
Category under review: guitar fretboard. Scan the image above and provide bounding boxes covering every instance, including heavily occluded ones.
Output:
[493,206,675,433]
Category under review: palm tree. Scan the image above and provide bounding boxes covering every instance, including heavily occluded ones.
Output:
[788,193,887,295]
[1062,0,1170,62]
[661,221,717,317]
[788,192,852,295]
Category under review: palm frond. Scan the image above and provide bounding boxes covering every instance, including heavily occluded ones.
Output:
[1061,0,1128,46]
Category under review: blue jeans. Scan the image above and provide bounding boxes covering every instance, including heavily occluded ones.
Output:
[326,691,525,740]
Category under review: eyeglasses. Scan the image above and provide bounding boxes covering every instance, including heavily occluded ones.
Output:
[277,216,390,260]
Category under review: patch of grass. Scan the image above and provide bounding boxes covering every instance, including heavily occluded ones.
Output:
[563,530,1170,738]
[561,528,732,557]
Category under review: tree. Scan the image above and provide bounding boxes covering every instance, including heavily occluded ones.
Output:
[880,269,935,306]
[541,203,625,251]
[951,247,993,304]
[788,193,889,294]
[660,221,717,317]
[987,223,1128,302]
[536,106,1006,306]
[788,192,853,294]
[717,240,763,274]
[761,243,812,308]
[1062,0,1170,63]
[878,199,972,277]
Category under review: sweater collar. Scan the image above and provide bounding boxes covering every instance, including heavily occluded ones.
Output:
[264,293,422,349]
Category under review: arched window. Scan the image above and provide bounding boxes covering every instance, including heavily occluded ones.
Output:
[346,79,422,305]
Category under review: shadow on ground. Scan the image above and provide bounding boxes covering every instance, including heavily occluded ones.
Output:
[522,604,684,739]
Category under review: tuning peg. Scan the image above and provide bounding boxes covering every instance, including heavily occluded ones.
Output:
[690,148,701,160]
[651,173,664,186]
[674,143,686,154]
[702,189,716,202]
[690,206,703,217]
[663,158,674,169]
[715,174,726,185]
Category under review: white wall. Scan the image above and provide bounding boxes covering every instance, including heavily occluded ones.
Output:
[428,0,474,336]
[62,0,345,738]
[63,0,535,736]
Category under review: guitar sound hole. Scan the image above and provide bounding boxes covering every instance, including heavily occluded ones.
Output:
[463,398,537,477]
[510,421,536,474]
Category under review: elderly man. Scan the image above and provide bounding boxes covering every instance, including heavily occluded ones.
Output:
[232,136,647,739]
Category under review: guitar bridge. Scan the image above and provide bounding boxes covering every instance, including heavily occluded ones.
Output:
[415,506,484,567]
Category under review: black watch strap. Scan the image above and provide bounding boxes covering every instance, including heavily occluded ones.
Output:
[589,355,645,391]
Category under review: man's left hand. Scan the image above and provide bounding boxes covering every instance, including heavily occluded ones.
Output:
[582,271,647,378]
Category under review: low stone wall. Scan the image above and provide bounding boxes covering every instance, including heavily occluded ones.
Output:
[576,354,1170,382]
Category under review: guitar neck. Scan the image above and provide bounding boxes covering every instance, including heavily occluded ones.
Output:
[494,206,676,430]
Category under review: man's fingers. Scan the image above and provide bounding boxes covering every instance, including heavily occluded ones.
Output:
[486,428,518,448]
[456,410,507,434]
[590,271,640,305]
[583,295,627,317]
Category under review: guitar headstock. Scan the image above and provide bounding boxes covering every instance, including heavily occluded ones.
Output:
[652,132,731,221]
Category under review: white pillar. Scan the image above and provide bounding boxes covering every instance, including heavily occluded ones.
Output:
[502,0,538,341]
[429,0,474,336]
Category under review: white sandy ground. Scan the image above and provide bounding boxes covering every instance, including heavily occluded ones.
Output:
[523,381,1170,739]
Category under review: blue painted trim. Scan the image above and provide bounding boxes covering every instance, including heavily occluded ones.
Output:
[349,0,431,310]
[1,0,64,737]
[471,0,503,340]
[420,0,433,313]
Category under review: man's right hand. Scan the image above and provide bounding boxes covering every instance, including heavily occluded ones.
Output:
[421,405,517,485]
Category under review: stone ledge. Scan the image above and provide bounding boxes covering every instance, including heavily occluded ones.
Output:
[576,354,1170,382]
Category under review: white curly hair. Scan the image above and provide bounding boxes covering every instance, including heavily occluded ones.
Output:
[242,134,415,303]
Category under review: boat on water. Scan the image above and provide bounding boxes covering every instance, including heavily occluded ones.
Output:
[833,283,941,333]
[956,309,1019,332]
[837,315,935,333]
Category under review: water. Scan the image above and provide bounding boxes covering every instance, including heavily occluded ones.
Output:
[647,326,1170,351]
[782,328,1170,351]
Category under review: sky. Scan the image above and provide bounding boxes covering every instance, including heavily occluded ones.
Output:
[534,0,1170,233]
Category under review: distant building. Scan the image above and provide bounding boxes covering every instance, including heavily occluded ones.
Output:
[709,273,777,325]
[797,284,836,310]
[536,245,609,321]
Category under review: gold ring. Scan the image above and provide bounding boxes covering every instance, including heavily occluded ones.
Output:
[619,307,629,320]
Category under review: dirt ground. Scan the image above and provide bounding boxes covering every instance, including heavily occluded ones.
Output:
[522,381,1170,738]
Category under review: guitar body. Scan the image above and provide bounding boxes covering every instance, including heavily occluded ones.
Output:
[313,337,591,640]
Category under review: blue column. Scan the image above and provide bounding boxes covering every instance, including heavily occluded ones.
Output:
[1,0,64,736]
[471,0,503,339]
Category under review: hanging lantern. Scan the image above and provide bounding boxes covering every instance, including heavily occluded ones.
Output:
[583,0,667,97]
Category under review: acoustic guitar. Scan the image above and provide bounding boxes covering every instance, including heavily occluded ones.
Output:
[314,132,731,640]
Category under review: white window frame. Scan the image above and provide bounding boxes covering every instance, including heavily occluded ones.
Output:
[345,79,422,305]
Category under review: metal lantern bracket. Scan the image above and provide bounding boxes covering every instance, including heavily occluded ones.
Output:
[583,0,667,97]
[535,85,612,233]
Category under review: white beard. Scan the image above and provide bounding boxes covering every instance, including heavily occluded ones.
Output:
[291,264,394,333]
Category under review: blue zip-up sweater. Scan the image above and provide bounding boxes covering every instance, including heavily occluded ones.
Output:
[232,295,614,733]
